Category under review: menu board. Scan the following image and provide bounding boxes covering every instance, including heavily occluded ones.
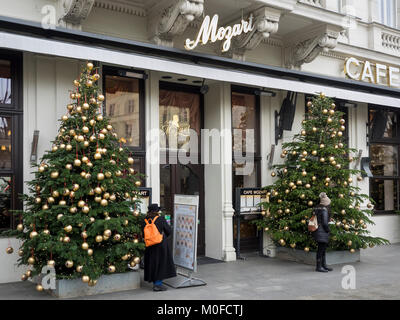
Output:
[172,195,199,272]
[235,188,268,215]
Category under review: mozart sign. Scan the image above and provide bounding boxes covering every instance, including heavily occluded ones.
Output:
[185,14,254,52]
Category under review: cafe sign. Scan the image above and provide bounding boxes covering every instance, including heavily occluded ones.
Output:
[185,14,254,52]
[344,57,400,88]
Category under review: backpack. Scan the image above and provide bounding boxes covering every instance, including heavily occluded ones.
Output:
[144,216,163,247]
[308,211,319,232]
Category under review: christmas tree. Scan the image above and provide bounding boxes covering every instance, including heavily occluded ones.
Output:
[13,62,145,290]
[254,93,389,252]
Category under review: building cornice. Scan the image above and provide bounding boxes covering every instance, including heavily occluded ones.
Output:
[94,0,146,17]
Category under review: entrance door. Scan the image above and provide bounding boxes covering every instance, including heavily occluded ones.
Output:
[159,83,205,256]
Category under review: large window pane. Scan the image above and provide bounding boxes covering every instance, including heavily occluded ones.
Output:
[370,179,398,211]
[159,89,200,153]
[369,109,398,139]
[0,60,11,105]
[0,116,12,169]
[232,92,256,154]
[105,76,140,147]
[0,176,12,229]
[370,144,398,176]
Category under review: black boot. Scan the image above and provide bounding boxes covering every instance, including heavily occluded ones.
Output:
[316,259,328,272]
[322,253,333,271]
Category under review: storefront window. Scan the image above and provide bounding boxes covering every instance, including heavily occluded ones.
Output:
[0,60,11,105]
[0,175,12,229]
[105,75,141,148]
[0,116,12,169]
[103,67,146,185]
[369,106,400,214]
[159,89,201,153]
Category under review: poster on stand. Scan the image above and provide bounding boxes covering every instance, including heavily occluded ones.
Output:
[172,195,199,273]
[132,188,152,214]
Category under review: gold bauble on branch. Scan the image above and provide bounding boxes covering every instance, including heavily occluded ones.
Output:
[57,214,64,220]
[101,199,108,207]
[87,249,94,256]
[80,171,87,178]
[17,224,24,232]
[135,181,142,187]
[308,201,314,207]
[21,274,28,281]
[88,280,97,287]
[70,207,77,214]
[78,200,85,208]
[81,231,88,239]
[301,130,306,136]
[66,144,73,151]
[36,284,44,292]
[64,225,72,233]
[50,171,59,179]
[82,275,90,283]
[322,109,328,114]
[28,257,35,265]
[95,235,103,243]
[114,234,121,241]
[105,171,112,178]
[74,159,82,167]
[47,260,55,267]
[81,242,89,250]
[82,206,90,214]
[6,247,13,254]
[30,231,38,239]
[63,236,71,243]
[108,265,116,273]
[76,265,83,273]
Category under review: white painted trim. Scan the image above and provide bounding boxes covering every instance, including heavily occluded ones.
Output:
[1,31,400,107]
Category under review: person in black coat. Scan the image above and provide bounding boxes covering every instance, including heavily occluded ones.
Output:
[312,193,333,273]
[143,204,177,291]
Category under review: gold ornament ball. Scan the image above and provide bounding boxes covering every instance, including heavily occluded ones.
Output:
[114,234,121,241]
[21,274,28,281]
[97,114,104,121]
[70,207,77,214]
[64,225,72,233]
[88,280,97,287]
[103,229,112,237]
[17,224,24,232]
[74,159,82,167]
[308,201,314,207]
[36,285,44,292]
[63,236,70,243]
[30,231,38,239]
[47,260,55,267]
[350,249,356,254]
[135,181,142,187]
[87,249,93,256]
[304,247,310,252]
[28,257,35,265]
[51,171,59,179]
[78,200,85,208]
[57,214,64,220]
[6,247,13,254]
[82,206,90,214]
[82,275,90,283]
[100,199,108,207]
[81,242,89,250]
[97,173,105,181]
[81,231,88,239]
[301,130,306,136]
[76,265,83,273]
[322,109,328,114]
[95,235,103,243]
[108,265,116,273]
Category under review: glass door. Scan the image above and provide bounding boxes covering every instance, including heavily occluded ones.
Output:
[159,83,205,256]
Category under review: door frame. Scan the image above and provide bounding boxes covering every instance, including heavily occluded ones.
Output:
[159,81,205,255]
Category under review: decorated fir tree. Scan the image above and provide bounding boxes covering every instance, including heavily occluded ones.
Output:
[254,93,389,253]
[13,62,145,289]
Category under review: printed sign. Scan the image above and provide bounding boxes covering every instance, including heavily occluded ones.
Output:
[172,195,199,272]
[133,188,152,214]
[235,188,268,215]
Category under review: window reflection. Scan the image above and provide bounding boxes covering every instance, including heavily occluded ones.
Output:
[159,89,200,152]
[370,179,398,211]
[0,116,12,169]
[369,109,398,139]
[370,144,398,176]
[0,60,11,105]
[105,76,140,147]
[0,176,12,229]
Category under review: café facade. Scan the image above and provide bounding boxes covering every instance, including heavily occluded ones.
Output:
[1,0,400,283]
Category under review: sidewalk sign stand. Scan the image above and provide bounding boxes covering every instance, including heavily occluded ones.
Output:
[234,188,268,260]
[164,194,206,289]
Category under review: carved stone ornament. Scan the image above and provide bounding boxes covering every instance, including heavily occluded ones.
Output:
[150,0,204,47]
[285,29,339,69]
[232,7,281,57]
[59,0,94,25]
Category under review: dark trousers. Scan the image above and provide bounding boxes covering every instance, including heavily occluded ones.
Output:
[317,242,327,260]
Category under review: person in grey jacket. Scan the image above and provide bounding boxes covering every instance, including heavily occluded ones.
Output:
[312,193,333,273]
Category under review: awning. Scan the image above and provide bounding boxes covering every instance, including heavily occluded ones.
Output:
[1,16,400,108]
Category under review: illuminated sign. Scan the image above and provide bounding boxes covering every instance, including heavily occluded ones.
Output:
[344,57,399,87]
[185,14,254,52]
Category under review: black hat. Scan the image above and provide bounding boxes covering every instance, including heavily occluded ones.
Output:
[148,203,161,213]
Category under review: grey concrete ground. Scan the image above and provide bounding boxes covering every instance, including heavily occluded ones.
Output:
[0,244,399,300]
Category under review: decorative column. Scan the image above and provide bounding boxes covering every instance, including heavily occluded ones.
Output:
[145,71,161,203]
[204,82,236,261]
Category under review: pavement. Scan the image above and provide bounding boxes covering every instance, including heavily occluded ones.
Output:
[0,244,399,300]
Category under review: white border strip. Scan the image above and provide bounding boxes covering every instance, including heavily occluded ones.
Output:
[1,31,400,107]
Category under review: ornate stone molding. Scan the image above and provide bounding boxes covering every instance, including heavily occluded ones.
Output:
[59,0,95,25]
[149,0,204,47]
[94,0,146,17]
[223,7,281,61]
[284,26,341,69]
